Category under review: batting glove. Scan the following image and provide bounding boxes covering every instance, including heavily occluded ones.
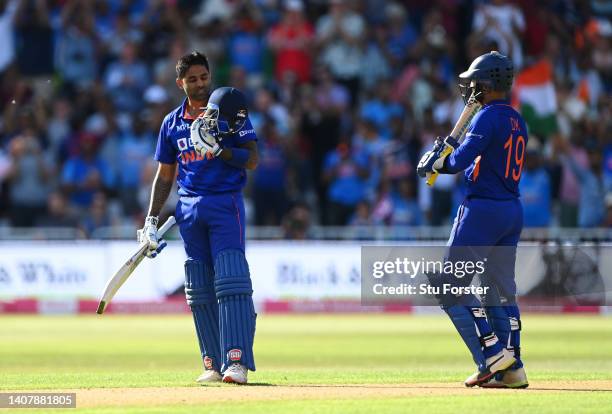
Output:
[137,216,160,258]
[190,118,223,159]
[432,136,459,171]
[417,136,460,178]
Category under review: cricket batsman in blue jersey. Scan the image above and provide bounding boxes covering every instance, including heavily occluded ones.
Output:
[417,51,528,388]
[138,51,259,384]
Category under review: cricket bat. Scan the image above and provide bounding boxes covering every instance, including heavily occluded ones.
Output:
[426,98,482,186]
[96,216,176,315]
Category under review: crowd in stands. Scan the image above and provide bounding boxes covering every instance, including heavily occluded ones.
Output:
[0,0,610,238]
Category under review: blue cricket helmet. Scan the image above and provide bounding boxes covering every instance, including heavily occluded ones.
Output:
[202,87,248,137]
[458,51,514,103]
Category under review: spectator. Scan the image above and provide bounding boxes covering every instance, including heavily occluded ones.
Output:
[80,191,114,237]
[391,180,422,226]
[268,0,314,84]
[350,200,373,226]
[555,136,606,227]
[0,0,17,76]
[370,180,393,225]
[519,139,552,227]
[282,202,312,239]
[104,42,149,113]
[316,0,365,104]
[228,2,265,82]
[253,120,288,225]
[359,79,404,139]
[35,191,80,228]
[471,0,526,69]
[116,113,156,216]
[55,3,98,88]
[379,2,418,68]
[5,128,52,226]
[250,88,290,137]
[557,135,590,227]
[14,0,54,86]
[323,141,370,225]
[61,132,113,210]
[102,8,143,61]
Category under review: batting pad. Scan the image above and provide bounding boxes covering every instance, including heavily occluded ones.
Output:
[215,249,256,372]
[485,307,523,368]
[185,260,222,372]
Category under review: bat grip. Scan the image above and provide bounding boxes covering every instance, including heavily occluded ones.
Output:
[157,216,176,237]
[425,146,453,186]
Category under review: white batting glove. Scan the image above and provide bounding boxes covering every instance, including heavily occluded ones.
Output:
[190,118,223,159]
[137,216,159,257]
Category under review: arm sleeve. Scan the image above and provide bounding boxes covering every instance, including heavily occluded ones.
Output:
[154,119,177,164]
[234,118,257,145]
[444,112,494,174]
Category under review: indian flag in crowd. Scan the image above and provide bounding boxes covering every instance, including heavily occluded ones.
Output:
[512,59,558,138]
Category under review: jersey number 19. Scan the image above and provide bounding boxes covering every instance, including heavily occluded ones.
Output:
[503,133,525,182]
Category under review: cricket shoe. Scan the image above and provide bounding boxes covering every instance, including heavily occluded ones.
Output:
[480,367,529,389]
[464,348,516,387]
[222,363,248,384]
[196,370,222,384]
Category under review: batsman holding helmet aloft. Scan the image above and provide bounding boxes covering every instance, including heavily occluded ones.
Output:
[417,51,528,388]
[138,51,259,384]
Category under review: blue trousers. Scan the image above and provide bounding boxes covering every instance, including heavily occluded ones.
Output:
[176,192,246,263]
[448,197,523,297]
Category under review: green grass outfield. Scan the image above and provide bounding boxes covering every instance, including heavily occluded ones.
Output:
[1,314,611,413]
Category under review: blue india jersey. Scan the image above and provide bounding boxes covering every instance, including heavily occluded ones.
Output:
[445,99,528,200]
[154,99,257,196]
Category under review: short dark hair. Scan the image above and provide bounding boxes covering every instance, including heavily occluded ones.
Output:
[176,51,210,79]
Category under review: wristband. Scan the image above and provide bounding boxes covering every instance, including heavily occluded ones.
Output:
[224,147,250,169]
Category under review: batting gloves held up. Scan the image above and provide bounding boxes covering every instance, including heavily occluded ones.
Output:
[417,136,459,178]
[190,117,223,159]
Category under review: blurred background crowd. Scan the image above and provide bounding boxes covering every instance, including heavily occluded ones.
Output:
[0,0,610,239]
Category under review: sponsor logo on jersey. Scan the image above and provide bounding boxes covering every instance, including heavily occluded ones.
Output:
[238,128,255,137]
[177,136,206,165]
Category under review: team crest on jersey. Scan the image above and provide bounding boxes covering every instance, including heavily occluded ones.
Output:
[228,349,242,362]
[203,356,214,370]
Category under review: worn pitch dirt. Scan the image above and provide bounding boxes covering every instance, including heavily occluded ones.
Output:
[19,381,612,408]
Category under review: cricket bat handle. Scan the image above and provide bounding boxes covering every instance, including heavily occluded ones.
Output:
[425,100,482,186]
[425,145,454,186]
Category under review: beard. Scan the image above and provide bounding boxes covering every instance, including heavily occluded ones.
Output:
[190,87,209,103]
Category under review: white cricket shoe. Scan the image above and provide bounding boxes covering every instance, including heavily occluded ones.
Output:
[196,370,222,384]
[222,363,248,384]
[464,348,516,387]
[480,367,529,389]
